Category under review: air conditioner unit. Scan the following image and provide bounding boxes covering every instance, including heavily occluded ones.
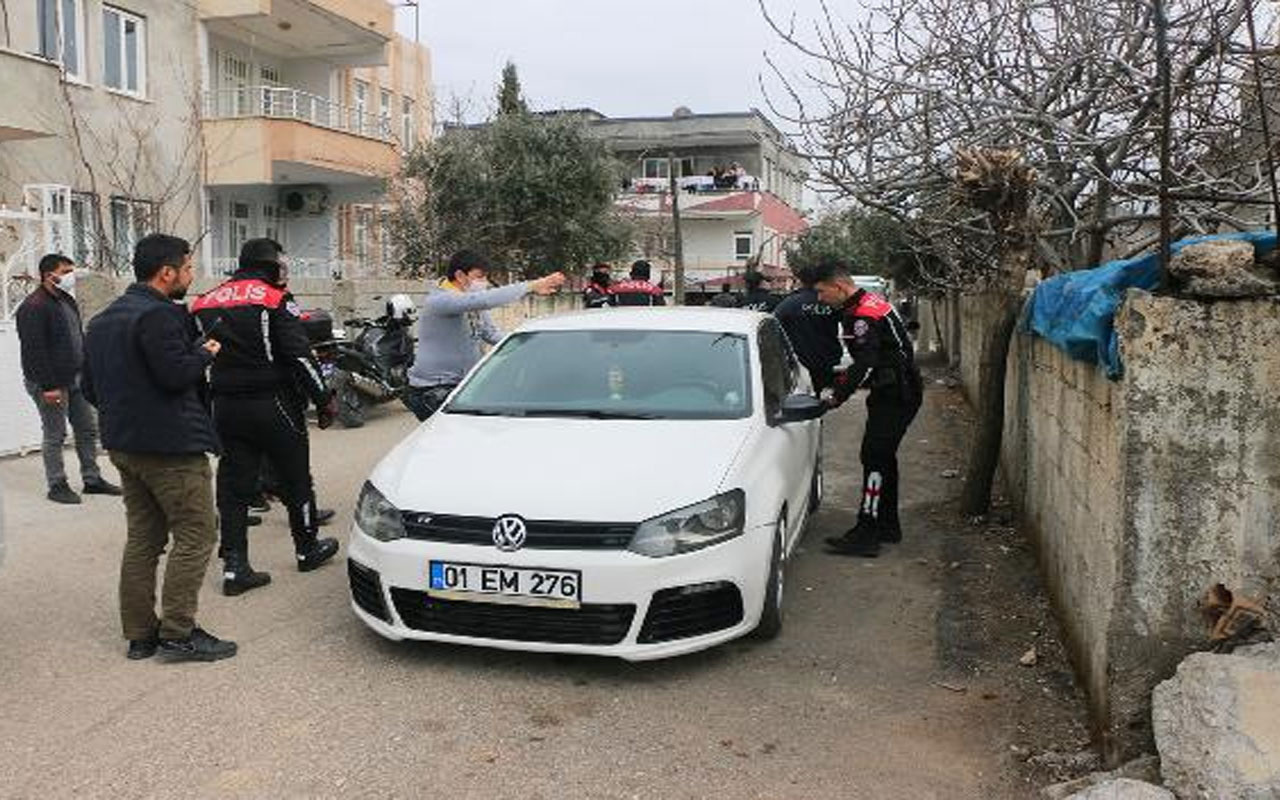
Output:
[280,185,330,216]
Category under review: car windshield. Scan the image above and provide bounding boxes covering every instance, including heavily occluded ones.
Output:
[447,329,752,420]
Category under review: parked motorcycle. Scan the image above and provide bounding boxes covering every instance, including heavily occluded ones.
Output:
[311,294,417,428]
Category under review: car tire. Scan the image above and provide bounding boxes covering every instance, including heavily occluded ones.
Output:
[753,511,786,640]
[334,372,366,428]
[808,452,824,514]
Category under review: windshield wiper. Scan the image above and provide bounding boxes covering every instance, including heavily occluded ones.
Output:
[520,408,662,420]
[446,407,525,417]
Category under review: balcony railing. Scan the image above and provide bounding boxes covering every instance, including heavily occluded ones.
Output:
[623,175,762,194]
[202,87,394,143]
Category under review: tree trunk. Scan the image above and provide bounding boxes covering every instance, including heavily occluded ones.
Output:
[959,290,1021,516]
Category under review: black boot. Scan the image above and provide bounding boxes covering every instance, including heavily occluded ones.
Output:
[825,517,882,558]
[879,518,903,544]
[222,550,272,596]
[296,537,339,572]
[290,496,339,572]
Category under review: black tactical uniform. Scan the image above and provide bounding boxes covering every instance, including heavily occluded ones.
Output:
[773,287,842,391]
[190,240,338,594]
[824,289,923,557]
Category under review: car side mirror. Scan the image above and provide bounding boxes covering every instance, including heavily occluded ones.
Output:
[777,393,825,424]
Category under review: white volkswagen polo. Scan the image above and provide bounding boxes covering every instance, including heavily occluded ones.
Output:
[347,307,825,660]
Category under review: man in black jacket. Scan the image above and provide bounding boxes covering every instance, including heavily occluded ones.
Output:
[739,270,780,312]
[191,238,338,596]
[83,234,236,662]
[610,260,667,306]
[773,266,843,392]
[15,253,120,504]
[813,260,922,558]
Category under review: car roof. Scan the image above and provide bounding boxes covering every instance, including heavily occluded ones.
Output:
[518,306,768,335]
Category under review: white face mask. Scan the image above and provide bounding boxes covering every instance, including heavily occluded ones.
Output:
[55,271,77,296]
[467,279,490,292]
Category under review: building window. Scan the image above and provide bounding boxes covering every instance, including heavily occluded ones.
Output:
[110,197,157,272]
[379,208,394,266]
[37,0,85,79]
[401,96,415,148]
[262,204,279,243]
[228,201,250,259]
[643,158,669,180]
[353,206,370,267]
[380,89,392,138]
[69,191,97,267]
[734,231,754,261]
[353,79,369,134]
[103,5,146,96]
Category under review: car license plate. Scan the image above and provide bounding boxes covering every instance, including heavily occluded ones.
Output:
[427,561,582,609]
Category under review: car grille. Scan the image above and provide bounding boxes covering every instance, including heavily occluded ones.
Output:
[637,582,744,644]
[401,513,636,550]
[390,589,636,645]
[348,560,390,622]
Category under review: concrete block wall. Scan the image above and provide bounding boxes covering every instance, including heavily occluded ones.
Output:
[998,288,1280,762]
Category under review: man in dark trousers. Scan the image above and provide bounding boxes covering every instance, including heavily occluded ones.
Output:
[16,253,120,504]
[83,234,236,662]
[812,260,923,558]
[610,260,666,306]
[738,270,780,312]
[190,238,339,596]
[773,265,843,392]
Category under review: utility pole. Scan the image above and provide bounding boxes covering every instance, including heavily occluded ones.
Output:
[668,152,685,304]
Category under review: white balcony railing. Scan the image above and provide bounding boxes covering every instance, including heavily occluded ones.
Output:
[202,87,394,143]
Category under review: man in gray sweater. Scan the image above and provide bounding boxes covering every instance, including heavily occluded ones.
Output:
[405,250,565,420]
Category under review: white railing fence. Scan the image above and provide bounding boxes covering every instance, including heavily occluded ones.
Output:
[202,86,394,143]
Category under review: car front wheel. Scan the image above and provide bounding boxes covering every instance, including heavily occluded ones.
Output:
[753,511,786,640]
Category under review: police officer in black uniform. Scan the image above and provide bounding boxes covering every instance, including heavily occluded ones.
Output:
[811,259,922,558]
[773,265,843,391]
[583,264,614,309]
[738,270,780,312]
[191,239,339,595]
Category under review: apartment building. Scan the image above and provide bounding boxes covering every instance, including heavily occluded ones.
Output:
[590,108,809,289]
[0,0,431,292]
[199,0,431,278]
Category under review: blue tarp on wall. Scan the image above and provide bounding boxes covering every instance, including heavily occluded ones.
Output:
[1025,231,1277,379]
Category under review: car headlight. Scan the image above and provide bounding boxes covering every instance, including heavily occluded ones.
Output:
[628,489,745,558]
[355,481,405,542]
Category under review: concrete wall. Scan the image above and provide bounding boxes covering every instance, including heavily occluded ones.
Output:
[990,288,1280,761]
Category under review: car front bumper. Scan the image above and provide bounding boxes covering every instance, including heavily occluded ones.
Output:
[345,521,774,661]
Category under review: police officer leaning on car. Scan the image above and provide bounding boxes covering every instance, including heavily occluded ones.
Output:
[191,238,340,596]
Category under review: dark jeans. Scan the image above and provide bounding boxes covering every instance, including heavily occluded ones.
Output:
[25,379,102,489]
[213,393,317,559]
[110,451,217,641]
[404,384,456,422]
[857,369,924,528]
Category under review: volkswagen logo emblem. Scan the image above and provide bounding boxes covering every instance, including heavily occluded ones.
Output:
[492,515,528,552]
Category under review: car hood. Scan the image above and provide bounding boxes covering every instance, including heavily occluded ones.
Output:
[371,413,754,522]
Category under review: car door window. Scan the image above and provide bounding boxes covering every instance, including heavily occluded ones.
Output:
[758,319,790,418]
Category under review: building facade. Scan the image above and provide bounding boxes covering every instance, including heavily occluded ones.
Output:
[0,0,430,295]
[587,108,809,290]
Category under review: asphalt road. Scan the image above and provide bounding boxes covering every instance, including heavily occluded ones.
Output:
[0,386,1037,799]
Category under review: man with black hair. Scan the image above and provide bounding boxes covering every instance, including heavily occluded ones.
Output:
[773,265,843,392]
[16,253,119,504]
[191,238,339,596]
[812,259,922,558]
[583,263,613,309]
[405,249,565,420]
[83,234,236,662]
[739,270,780,312]
[610,260,666,306]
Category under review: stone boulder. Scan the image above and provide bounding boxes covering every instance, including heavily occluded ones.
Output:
[1064,778,1174,800]
[1167,240,1279,298]
[1152,643,1280,799]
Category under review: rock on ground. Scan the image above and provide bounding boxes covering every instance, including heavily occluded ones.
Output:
[1168,240,1279,298]
[1042,755,1161,799]
[1064,778,1173,800]
[1152,643,1280,799]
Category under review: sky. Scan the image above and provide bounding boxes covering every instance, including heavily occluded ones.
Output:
[393,0,822,124]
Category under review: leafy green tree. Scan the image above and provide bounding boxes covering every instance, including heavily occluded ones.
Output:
[786,208,929,289]
[394,110,633,278]
[497,62,528,116]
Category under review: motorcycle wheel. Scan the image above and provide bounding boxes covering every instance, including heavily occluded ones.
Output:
[333,371,366,428]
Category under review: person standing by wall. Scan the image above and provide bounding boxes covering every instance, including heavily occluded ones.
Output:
[404,250,566,421]
[83,234,235,662]
[16,254,120,504]
[812,259,923,558]
[190,238,339,597]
